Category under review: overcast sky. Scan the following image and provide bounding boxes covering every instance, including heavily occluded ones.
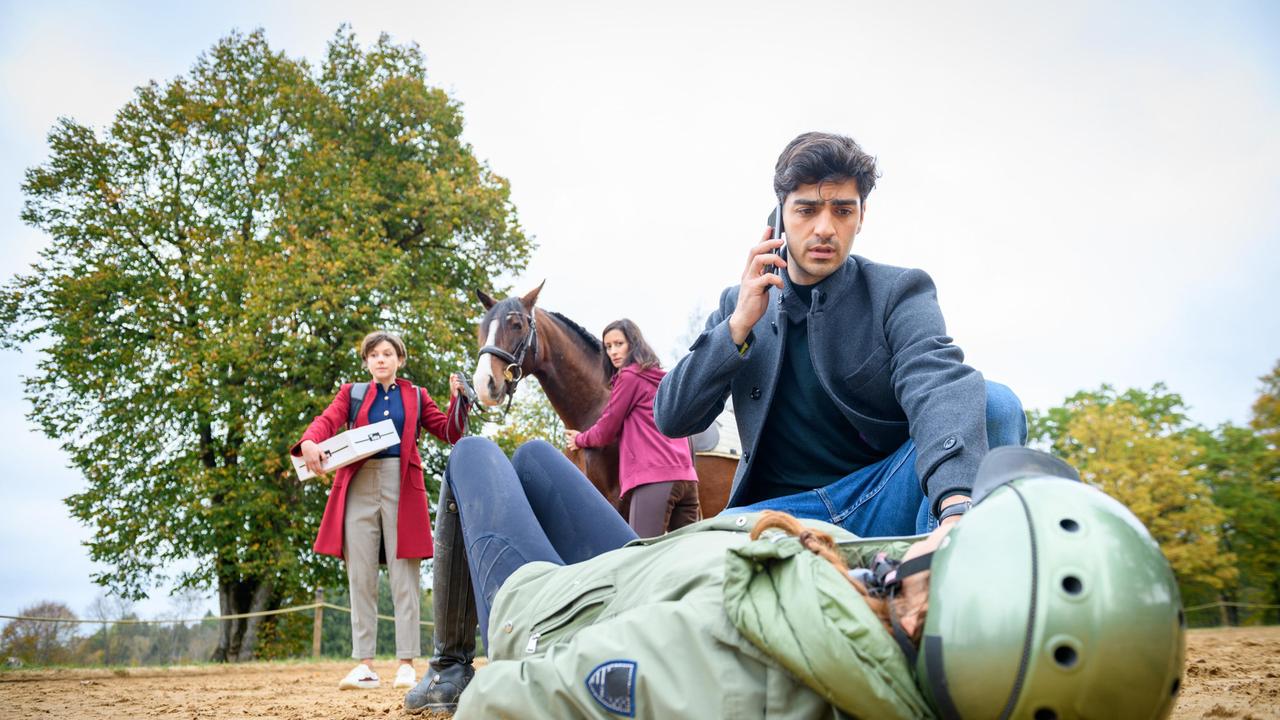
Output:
[2,1,1277,621]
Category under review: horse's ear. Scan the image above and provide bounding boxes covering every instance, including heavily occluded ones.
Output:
[476,289,496,310]
[520,280,546,309]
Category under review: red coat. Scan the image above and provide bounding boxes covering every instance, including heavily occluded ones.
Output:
[292,378,467,560]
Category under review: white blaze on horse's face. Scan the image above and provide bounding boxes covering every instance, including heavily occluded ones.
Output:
[473,319,504,407]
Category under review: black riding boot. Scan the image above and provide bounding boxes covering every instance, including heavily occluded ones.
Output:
[404,481,479,715]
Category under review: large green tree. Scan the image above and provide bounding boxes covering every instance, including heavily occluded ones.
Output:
[1188,422,1279,623]
[1,28,529,660]
[1236,360,1280,620]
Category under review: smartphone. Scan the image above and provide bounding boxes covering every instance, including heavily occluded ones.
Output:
[767,203,787,276]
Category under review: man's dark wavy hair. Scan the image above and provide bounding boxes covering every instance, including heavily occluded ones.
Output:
[773,132,879,203]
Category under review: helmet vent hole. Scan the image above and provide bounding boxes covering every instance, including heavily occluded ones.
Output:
[1062,575,1083,595]
[1053,645,1078,668]
[1171,678,1181,696]
[1178,609,1186,627]
[1034,709,1058,720]
[1059,518,1080,532]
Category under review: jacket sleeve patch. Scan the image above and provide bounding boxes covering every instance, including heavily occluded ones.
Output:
[585,659,637,717]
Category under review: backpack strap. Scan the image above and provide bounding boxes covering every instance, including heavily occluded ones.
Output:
[414,384,422,434]
[347,382,369,427]
[348,381,422,431]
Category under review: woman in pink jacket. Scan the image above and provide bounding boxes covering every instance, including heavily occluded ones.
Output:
[565,319,699,537]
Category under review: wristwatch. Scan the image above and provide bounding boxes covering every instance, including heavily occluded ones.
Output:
[937,500,973,524]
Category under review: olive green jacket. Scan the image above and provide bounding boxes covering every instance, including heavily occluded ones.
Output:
[455,513,936,719]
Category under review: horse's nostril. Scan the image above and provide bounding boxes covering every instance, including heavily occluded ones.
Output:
[487,378,498,396]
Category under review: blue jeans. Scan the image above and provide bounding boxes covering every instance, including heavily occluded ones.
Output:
[736,380,1027,536]
[444,437,636,644]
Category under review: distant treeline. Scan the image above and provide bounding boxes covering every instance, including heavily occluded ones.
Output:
[1,577,439,668]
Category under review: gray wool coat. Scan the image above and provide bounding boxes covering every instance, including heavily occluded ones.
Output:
[654,255,987,515]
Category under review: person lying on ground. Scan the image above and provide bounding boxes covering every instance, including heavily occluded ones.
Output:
[406,438,1184,719]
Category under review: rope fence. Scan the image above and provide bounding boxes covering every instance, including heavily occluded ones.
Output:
[0,602,433,628]
[1183,601,1280,613]
[6,601,1279,624]
[3,599,1274,664]
[8,601,1279,624]
[2,597,434,661]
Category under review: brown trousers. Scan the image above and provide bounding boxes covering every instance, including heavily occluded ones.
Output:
[625,480,700,538]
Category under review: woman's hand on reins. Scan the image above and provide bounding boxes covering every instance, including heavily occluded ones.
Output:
[449,373,464,399]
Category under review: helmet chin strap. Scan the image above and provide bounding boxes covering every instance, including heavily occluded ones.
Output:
[857,551,935,667]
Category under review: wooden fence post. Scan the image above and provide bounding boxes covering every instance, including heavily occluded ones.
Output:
[312,589,324,658]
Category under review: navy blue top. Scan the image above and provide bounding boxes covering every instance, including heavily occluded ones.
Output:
[740,281,882,504]
[367,382,406,458]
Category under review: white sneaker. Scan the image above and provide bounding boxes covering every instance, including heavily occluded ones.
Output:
[393,663,416,689]
[338,663,380,690]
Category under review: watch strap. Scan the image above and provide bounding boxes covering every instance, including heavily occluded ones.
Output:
[937,500,972,523]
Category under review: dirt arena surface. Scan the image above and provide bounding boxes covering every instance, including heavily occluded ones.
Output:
[1,627,1276,719]
[1177,627,1280,719]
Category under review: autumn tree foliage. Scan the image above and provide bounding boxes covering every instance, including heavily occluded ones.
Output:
[1,28,529,660]
[1235,361,1280,619]
[1252,360,1280,474]
[1030,385,1234,594]
[1031,379,1280,623]
[0,601,79,666]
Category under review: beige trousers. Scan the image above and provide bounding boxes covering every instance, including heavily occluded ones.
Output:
[343,458,422,659]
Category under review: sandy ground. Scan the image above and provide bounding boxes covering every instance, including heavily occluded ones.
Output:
[1,626,1276,719]
[1176,627,1280,720]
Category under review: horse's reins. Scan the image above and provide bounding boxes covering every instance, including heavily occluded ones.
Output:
[447,373,479,437]
[478,309,539,418]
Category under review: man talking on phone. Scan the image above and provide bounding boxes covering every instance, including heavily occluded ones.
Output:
[655,131,1026,533]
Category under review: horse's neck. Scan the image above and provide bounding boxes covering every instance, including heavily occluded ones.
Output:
[532,313,609,430]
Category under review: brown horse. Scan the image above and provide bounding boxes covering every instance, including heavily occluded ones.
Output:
[470,283,736,517]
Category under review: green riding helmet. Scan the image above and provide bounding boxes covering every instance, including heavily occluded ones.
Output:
[917,447,1185,720]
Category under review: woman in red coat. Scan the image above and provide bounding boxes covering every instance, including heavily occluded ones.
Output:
[566,319,699,537]
[293,331,467,691]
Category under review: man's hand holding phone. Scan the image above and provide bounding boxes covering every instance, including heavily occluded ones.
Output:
[728,227,787,346]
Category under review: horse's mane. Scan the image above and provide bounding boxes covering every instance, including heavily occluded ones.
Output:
[547,310,603,355]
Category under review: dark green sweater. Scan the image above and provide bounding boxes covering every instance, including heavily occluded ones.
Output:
[741,281,882,504]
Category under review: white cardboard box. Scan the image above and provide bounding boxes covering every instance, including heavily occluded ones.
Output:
[292,419,400,481]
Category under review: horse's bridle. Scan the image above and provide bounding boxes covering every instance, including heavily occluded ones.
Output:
[480,309,539,403]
